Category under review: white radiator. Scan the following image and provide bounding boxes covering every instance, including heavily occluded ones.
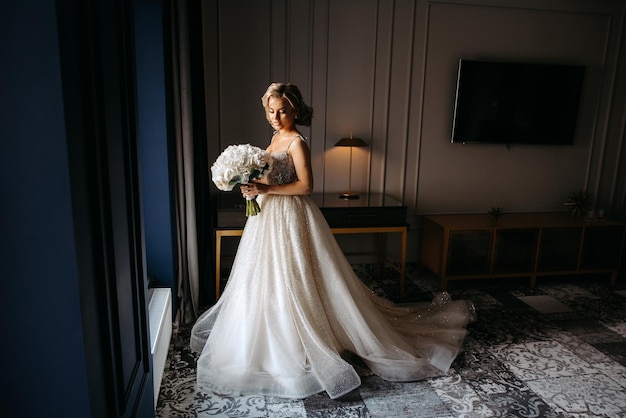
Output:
[148,287,172,407]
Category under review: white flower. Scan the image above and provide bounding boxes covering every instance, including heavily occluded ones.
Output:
[211,144,270,191]
[211,144,271,216]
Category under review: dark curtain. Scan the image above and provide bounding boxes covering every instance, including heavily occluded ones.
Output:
[165,0,214,325]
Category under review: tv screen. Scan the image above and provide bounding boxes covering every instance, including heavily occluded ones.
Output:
[451,60,585,145]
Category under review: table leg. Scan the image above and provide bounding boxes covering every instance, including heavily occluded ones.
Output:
[215,232,222,300]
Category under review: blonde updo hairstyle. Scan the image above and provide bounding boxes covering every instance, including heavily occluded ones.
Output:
[261,82,313,127]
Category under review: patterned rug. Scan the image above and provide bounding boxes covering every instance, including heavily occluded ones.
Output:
[156,264,626,417]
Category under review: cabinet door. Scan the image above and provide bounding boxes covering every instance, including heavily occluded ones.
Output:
[581,226,625,270]
[493,228,539,273]
[446,230,492,275]
[538,227,582,272]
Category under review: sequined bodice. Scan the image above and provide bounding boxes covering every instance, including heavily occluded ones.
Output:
[267,152,297,185]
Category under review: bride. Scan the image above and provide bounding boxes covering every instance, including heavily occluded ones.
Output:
[190,82,476,400]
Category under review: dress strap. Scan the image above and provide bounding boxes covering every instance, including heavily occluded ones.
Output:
[285,135,304,152]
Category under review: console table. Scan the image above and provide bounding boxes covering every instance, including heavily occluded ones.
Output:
[215,193,408,300]
[421,213,625,290]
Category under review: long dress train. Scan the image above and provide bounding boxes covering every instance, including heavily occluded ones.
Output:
[191,143,476,399]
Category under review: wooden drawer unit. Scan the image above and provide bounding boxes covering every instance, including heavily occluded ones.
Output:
[217,192,407,228]
[421,213,625,290]
[216,190,248,228]
[312,193,407,227]
[215,192,409,300]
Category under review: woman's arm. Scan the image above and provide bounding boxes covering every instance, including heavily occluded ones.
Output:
[243,139,313,197]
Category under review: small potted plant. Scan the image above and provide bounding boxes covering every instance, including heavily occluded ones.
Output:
[565,190,592,217]
[488,206,503,221]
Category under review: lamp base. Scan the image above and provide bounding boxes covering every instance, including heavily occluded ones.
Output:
[339,192,360,200]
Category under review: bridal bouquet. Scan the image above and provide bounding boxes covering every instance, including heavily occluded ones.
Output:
[211,144,271,216]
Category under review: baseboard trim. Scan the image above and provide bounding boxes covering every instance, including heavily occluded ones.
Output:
[148,287,172,407]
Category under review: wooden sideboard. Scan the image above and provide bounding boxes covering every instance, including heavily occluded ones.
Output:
[215,193,408,300]
[420,213,625,290]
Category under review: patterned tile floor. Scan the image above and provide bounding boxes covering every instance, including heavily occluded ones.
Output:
[156,264,626,417]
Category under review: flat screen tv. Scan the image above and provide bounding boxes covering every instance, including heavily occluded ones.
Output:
[451,60,586,145]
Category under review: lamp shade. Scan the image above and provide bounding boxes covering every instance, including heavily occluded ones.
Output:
[334,137,367,147]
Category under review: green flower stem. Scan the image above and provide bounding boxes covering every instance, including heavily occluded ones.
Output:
[245,198,260,216]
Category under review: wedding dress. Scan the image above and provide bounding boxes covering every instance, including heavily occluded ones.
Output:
[190,137,476,400]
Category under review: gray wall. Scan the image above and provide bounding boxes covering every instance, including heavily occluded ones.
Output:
[201,0,626,259]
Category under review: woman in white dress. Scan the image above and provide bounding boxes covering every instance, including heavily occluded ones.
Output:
[190,82,476,400]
